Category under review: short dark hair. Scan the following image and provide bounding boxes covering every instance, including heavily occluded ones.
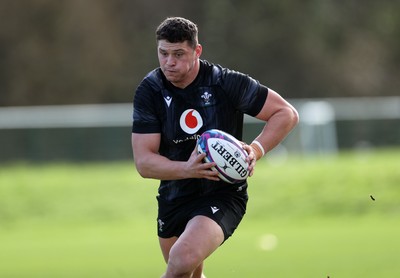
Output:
[156,17,198,49]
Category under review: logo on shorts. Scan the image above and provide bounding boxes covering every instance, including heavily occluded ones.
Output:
[180,109,203,134]
[210,206,220,214]
[158,219,165,232]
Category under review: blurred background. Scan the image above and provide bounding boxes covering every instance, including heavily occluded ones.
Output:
[1,1,400,277]
[0,0,399,161]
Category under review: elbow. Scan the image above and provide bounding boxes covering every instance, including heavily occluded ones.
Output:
[285,106,300,130]
[291,107,300,127]
[134,159,152,179]
[137,167,152,179]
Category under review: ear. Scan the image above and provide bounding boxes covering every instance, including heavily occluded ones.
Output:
[195,44,202,58]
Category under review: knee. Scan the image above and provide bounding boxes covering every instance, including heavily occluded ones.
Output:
[167,243,203,277]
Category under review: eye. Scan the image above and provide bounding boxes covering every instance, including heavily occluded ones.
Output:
[175,52,184,58]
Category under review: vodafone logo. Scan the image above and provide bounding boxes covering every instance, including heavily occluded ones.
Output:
[180,109,203,134]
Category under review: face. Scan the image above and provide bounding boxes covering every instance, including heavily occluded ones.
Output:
[157,40,202,88]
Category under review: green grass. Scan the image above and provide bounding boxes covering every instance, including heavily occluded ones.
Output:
[1,218,399,277]
[0,148,399,277]
[208,217,400,277]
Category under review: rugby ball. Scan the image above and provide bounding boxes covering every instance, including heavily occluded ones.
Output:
[197,129,249,184]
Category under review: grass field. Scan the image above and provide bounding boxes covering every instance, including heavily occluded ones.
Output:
[0,148,399,277]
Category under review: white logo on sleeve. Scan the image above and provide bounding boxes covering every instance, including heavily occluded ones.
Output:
[179,109,203,134]
[211,206,220,214]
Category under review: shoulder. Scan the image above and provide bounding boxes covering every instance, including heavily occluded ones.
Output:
[201,60,255,87]
[134,69,166,110]
[137,68,165,93]
[199,60,223,85]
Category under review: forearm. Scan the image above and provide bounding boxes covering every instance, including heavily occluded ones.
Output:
[132,132,219,182]
[134,152,188,180]
[255,106,298,155]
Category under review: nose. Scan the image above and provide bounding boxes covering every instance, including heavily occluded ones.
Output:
[166,55,176,67]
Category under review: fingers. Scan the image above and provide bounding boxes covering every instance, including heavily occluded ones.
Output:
[188,149,219,180]
[241,143,257,177]
[203,170,220,181]
[197,163,220,181]
[198,158,219,180]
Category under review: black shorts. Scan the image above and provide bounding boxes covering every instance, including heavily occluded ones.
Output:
[156,189,248,242]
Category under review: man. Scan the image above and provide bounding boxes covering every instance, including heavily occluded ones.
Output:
[131,17,299,278]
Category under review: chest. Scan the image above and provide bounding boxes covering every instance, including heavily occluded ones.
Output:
[157,85,239,144]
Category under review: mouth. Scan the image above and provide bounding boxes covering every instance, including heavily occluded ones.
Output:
[164,69,178,78]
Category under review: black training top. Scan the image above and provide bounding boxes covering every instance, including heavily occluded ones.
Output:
[132,60,268,201]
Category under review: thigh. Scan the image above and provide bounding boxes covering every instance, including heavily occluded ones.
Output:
[170,215,224,261]
[159,236,178,263]
[190,191,248,242]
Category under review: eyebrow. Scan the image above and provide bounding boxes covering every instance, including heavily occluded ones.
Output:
[158,47,186,53]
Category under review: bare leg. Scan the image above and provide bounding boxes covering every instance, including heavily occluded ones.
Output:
[160,216,223,278]
[159,237,205,278]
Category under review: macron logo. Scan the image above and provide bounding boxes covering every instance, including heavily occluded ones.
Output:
[164,96,172,107]
[211,206,220,214]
